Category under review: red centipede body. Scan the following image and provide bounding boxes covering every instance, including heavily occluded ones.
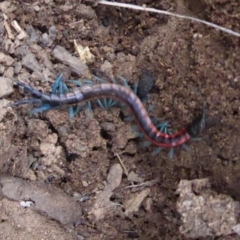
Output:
[13,80,205,148]
[32,82,190,148]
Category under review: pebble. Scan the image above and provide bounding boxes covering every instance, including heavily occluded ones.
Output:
[0,52,14,66]
[22,52,42,72]
[0,77,13,97]
[4,66,14,78]
[52,45,90,77]
[128,171,144,183]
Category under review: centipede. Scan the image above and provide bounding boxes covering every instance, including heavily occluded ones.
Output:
[11,79,206,148]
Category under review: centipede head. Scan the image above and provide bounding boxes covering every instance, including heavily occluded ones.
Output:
[186,102,206,138]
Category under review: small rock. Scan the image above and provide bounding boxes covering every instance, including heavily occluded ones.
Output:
[90,164,123,220]
[0,176,82,225]
[4,66,14,78]
[0,52,14,66]
[51,164,65,176]
[124,188,150,217]
[127,171,144,183]
[49,26,57,40]
[0,198,77,239]
[100,60,112,75]
[0,107,9,125]
[232,224,240,235]
[106,164,123,191]
[0,65,5,74]
[177,178,240,238]
[124,142,137,155]
[17,31,28,40]
[3,39,16,54]
[76,4,96,20]
[82,180,89,187]
[0,77,13,97]
[37,170,46,180]
[144,197,153,211]
[52,45,89,77]
[14,61,22,74]
[0,1,11,11]
[22,52,42,72]
[25,169,37,181]
[40,33,53,47]
[113,125,136,149]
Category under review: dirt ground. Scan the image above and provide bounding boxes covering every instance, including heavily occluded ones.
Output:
[1,0,240,239]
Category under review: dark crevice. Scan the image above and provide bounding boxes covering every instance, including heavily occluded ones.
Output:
[100,128,112,140]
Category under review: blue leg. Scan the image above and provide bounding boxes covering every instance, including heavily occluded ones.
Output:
[30,103,60,114]
[11,98,42,107]
[12,77,63,113]
[32,74,64,113]
[51,74,63,93]
[93,75,118,109]
[152,147,162,155]
[50,74,76,118]
[118,76,129,87]
[52,76,94,117]
[67,79,94,112]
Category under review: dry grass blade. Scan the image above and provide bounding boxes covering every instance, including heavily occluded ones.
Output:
[95,0,240,37]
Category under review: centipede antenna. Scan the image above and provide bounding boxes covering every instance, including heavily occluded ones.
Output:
[12,79,29,88]
[10,98,42,106]
[52,74,63,93]
[12,79,44,98]
[30,104,59,114]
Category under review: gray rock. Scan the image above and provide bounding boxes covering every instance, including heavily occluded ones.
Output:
[0,77,13,97]
[52,45,89,77]
[0,176,82,225]
[177,178,240,238]
[22,52,42,72]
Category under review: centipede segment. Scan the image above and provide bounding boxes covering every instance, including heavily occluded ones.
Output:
[12,79,206,149]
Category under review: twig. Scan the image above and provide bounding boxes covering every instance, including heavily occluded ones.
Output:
[114,152,128,176]
[95,0,240,38]
[124,178,159,189]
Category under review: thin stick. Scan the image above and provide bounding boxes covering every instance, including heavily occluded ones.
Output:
[124,178,159,189]
[96,0,240,38]
[115,152,128,176]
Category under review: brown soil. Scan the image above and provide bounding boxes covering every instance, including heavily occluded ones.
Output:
[1,0,240,239]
